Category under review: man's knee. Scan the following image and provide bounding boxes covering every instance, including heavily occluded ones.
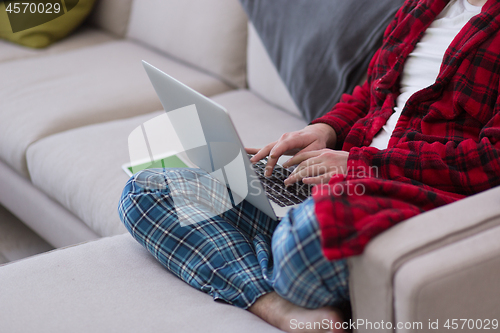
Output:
[269,202,349,308]
[271,225,349,307]
[270,217,318,304]
[118,167,220,233]
[118,169,173,233]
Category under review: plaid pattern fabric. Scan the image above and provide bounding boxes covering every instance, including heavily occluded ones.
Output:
[118,168,349,309]
[311,0,500,260]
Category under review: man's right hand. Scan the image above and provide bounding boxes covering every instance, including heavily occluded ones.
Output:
[246,123,338,176]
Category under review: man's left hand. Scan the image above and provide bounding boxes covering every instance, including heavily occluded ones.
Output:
[282,149,349,186]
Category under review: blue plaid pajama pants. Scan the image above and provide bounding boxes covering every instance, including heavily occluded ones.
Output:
[118,168,349,309]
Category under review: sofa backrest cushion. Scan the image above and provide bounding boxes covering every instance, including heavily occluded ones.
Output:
[126,0,248,88]
[240,0,405,122]
[247,24,301,118]
[87,0,134,37]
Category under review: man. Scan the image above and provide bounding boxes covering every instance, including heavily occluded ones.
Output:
[119,0,500,332]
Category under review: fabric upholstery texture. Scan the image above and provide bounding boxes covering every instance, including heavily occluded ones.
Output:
[0,26,114,63]
[394,225,500,329]
[247,23,301,117]
[127,0,248,88]
[0,234,282,333]
[0,160,100,248]
[87,0,134,37]
[0,0,97,48]
[27,111,166,237]
[239,0,405,122]
[0,40,232,177]
[211,90,307,149]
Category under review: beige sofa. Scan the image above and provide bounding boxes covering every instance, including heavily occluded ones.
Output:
[1,0,499,332]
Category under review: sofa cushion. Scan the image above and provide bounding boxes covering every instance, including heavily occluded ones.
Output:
[212,90,307,149]
[0,234,281,333]
[127,0,248,88]
[26,90,306,237]
[240,0,404,122]
[0,26,114,63]
[247,24,301,118]
[0,0,96,48]
[87,0,134,37]
[0,159,100,248]
[0,40,232,177]
[27,111,172,237]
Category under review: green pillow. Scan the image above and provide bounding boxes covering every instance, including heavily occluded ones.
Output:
[0,0,96,49]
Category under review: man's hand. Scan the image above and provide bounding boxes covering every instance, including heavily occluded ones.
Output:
[282,149,349,185]
[245,123,338,177]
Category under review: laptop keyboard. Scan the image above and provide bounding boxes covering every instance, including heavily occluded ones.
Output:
[249,154,312,207]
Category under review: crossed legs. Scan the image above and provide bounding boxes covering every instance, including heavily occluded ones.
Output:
[118,168,349,332]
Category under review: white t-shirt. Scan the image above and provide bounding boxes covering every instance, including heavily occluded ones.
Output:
[369,0,482,150]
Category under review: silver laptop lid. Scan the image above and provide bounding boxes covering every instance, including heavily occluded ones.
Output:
[142,60,279,220]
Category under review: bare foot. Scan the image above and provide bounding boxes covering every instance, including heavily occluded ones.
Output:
[248,292,346,333]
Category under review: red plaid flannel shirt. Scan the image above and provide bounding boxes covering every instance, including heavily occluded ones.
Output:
[311,0,500,260]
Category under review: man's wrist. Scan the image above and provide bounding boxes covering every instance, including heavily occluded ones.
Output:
[308,123,337,149]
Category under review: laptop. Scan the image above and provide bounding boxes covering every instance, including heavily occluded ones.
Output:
[142,61,312,220]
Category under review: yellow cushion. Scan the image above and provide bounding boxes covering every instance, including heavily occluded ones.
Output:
[0,0,96,49]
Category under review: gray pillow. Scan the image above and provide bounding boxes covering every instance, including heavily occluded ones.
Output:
[239,0,405,122]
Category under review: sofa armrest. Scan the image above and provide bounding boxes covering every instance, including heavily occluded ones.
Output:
[347,185,500,332]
